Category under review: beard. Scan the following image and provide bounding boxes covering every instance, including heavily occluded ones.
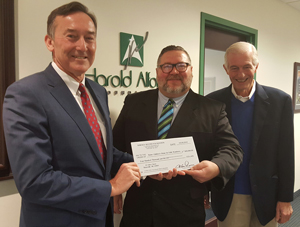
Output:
[160,74,192,95]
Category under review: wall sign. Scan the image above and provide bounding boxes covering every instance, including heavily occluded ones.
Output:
[120,32,148,69]
[86,31,157,93]
[86,68,157,88]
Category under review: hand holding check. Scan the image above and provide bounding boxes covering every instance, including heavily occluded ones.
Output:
[183,161,220,183]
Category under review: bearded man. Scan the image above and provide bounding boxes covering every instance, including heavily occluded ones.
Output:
[112,45,243,227]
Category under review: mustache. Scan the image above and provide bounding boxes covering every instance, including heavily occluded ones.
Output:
[166,75,183,81]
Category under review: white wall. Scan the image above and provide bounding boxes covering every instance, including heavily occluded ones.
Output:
[204,49,230,95]
[1,0,300,226]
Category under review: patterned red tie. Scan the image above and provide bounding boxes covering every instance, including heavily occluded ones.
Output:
[78,83,106,161]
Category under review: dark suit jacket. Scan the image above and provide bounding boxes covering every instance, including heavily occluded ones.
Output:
[113,89,243,227]
[2,64,133,227]
[206,83,294,225]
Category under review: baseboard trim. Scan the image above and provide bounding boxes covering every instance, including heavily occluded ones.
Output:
[205,217,217,227]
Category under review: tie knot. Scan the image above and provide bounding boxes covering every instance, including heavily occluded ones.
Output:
[169,99,175,104]
[78,83,86,94]
[164,99,174,108]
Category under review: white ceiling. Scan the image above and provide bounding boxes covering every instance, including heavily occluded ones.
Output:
[280,0,300,11]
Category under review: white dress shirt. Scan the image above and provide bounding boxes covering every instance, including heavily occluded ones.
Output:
[52,62,107,148]
[231,80,256,103]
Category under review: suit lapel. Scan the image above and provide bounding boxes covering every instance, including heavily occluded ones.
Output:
[85,79,110,169]
[167,90,197,138]
[45,65,105,168]
[142,89,159,140]
[219,83,270,156]
[251,83,270,154]
[222,85,233,122]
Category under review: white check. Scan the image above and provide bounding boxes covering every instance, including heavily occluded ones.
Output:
[131,136,199,176]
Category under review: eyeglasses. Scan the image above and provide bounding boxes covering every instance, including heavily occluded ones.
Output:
[159,62,190,74]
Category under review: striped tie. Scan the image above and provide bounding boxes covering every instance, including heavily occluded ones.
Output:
[158,99,175,139]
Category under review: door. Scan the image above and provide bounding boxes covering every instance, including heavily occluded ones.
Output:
[199,12,258,95]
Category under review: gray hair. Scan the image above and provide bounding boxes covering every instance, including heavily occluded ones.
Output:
[224,42,259,69]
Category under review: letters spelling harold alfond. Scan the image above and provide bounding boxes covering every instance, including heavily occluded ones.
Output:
[131,136,199,176]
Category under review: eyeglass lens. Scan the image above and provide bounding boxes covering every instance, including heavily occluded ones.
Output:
[161,63,188,73]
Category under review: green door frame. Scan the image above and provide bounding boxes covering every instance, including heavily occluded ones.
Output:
[199,12,258,95]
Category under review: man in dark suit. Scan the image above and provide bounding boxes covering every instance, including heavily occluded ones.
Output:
[113,45,243,227]
[2,2,141,227]
[207,42,294,227]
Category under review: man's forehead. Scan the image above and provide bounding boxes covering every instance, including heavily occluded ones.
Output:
[229,61,253,66]
[228,53,253,64]
[160,51,189,63]
[55,13,95,26]
[54,14,96,34]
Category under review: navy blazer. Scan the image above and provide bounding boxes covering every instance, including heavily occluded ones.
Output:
[3,64,133,227]
[206,82,294,225]
[113,89,243,227]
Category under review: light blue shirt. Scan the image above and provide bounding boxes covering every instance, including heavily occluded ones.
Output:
[157,90,189,124]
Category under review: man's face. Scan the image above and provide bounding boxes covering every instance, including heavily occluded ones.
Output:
[156,50,193,98]
[224,51,258,96]
[45,12,96,82]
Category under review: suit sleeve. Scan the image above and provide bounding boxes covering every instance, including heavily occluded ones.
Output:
[210,103,243,190]
[3,82,112,220]
[277,95,294,202]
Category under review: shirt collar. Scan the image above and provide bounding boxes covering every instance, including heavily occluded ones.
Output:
[158,90,189,107]
[231,80,256,102]
[51,62,86,95]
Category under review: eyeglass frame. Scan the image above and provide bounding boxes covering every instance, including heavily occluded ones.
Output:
[158,62,190,74]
